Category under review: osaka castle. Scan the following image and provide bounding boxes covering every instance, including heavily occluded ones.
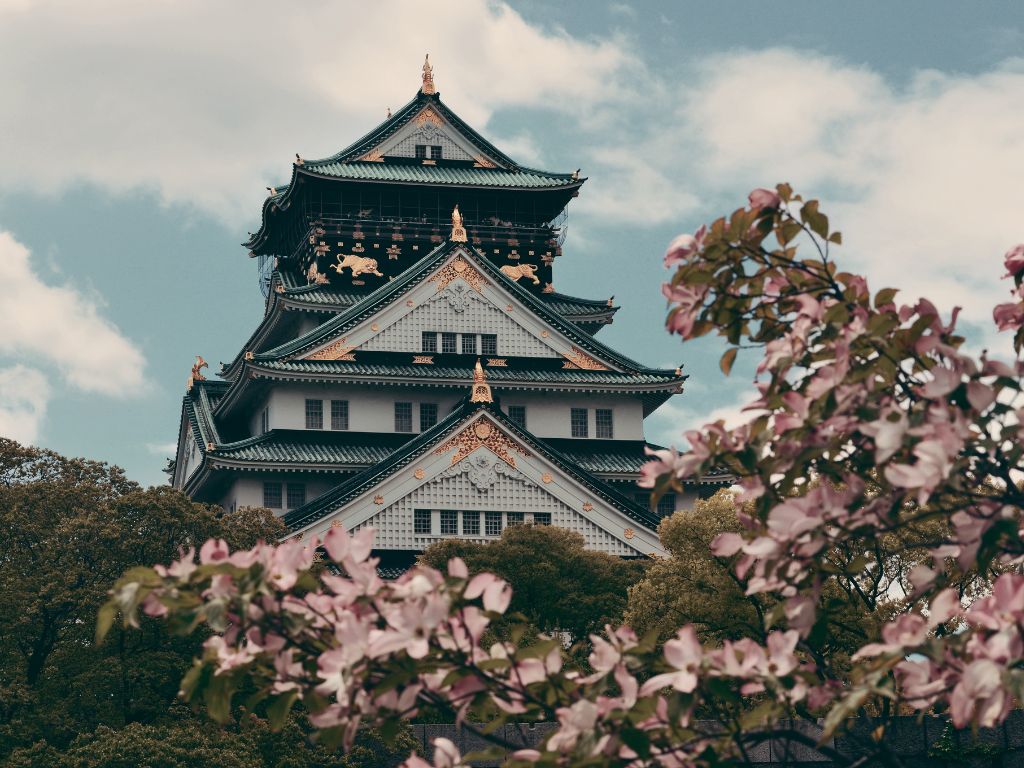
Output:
[171,56,727,568]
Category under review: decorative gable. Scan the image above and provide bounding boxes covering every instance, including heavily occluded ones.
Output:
[360,105,503,169]
[287,410,663,557]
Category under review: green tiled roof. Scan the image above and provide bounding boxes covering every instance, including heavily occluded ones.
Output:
[211,431,403,466]
[256,360,679,387]
[301,161,575,189]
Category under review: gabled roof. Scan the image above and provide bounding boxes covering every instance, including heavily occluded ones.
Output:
[282,398,662,532]
[245,89,583,251]
[254,241,679,380]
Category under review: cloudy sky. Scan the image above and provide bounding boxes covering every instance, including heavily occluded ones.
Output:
[1,0,1022,486]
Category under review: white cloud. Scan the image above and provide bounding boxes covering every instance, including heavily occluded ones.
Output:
[646,390,761,449]
[146,441,178,456]
[0,365,51,444]
[658,50,1024,339]
[0,231,145,395]
[0,0,642,223]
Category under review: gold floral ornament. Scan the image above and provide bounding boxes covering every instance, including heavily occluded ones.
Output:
[624,528,635,540]
[373,495,384,505]
[414,468,426,480]
[434,416,530,468]
[330,520,342,528]
[429,256,486,293]
[304,339,355,361]
[562,346,609,371]
[582,502,594,512]
[541,473,553,484]
[450,204,468,243]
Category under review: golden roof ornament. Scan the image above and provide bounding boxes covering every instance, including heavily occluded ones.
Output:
[187,355,208,389]
[470,359,492,403]
[421,54,436,95]
[450,204,467,242]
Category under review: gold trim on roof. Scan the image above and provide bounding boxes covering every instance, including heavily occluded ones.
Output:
[485,358,507,367]
[470,359,492,403]
[413,355,434,365]
[473,155,497,169]
[414,106,444,127]
[450,205,468,242]
[429,255,487,293]
[360,148,384,162]
[421,54,436,94]
[434,416,530,468]
[305,339,356,361]
[562,346,608,371]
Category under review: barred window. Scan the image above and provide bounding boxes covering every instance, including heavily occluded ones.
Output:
[441,332,457,354]
[305,399,323,430]
[260,407,269,435]
[657,493,677,517]
[571,408,589,438]
[263,482,282,509]
[331,400,349,430]
[414,509,432,534]
[415,144,428,159]
[462,511,480,535]
[395,402,413,432]
[430,145,443,160]
[596,409,614,439]
[420,403,438,432]
[481,334,498,355]
[421,331,437,353]
[286,483,306,509]
[485,511,502,536]
[507,512,524,527]
[461,334,477,355]
[440,510,458,535]
[533,512,551,526]
[507,405,526,429]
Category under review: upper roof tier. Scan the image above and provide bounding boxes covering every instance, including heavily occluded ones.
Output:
[246,69,585,255]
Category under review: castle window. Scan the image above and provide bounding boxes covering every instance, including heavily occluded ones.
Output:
[440,510,458,535]
[657,493,677,517]
[481,334,498,355]
[420,403,438,432]
[596,409,614,439]
[414,509,432,534]
[507,512,524,527]
[395,402,413,432]
[441,332,457,354]
[533,512,551,526]
[461,334,477,355]
[287,483,306,509]
[462,511,480,535]
[260,407,269,435]
[263,482,282,509]
[305,399,323,430]
[430,145,443,160]
[331,400,349,430]
[571,408,589,438]
[485,511,502,536]
[422,331,437,353]
[415,144,428,159]
[507,405,526,429]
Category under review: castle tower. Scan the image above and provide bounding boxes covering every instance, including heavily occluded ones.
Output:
[171,61,728,570]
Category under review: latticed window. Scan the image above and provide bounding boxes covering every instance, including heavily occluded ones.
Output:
[440,510,458,535]
[507,405,526,429]
[415,144,428,159]
[305,399,323,430]
[462,511,480,535]
[395,402,413,432]
[422,332,437,353]
[414,509,432,534]
[263,482,282,509]
[430,145,443,160]
[657,493,677,517]
[461,334,477,355]
[286,483,306,509]
[533,512,551,526]
[485,511,502,536]
[571,408,589,438]
[420,403,438,432]
[507,512,524,527]
[481,334,498,355]
[596,409,614,439]
[441,332,457,354]
[331,400,349,430]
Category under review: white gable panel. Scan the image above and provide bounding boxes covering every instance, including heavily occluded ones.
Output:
[372,108,498,165]
[358,284,557,357]
[355,468,639,556]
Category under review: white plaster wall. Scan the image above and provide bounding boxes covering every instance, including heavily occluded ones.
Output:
[220,474,339,516]
[500,393,644,441]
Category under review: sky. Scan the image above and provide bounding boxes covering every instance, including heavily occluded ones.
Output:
[0,0,1022,487]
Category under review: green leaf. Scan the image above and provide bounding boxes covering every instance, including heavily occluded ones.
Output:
[800,200,829,239]
[874,287,899,308]
[828,231,842,244]
[95,601,118,645]
[720,347,738,376]
[265,690,299,730]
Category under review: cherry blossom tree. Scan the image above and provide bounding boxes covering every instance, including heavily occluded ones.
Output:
[101,187,1024,766]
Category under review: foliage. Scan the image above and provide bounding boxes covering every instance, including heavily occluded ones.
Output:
[419,524,645,645]
[104,190,1024,767]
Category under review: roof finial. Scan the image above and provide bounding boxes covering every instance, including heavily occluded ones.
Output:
[386,106,392,118]
[187,355,208,390]
[421,54,436,95]
[470,359,492,403]
[450,204,467,242]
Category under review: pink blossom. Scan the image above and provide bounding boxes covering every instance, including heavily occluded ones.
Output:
[950,659,1008,728]
[853,613,928,660]
[199,538,230,564]
[710,532,743,557]
[155,547,196,579]
[640,626,703,695]
[664,225,707,267]
[993,301,1024,332]
[1003,243,1024,277]
[748,187,781,210]
[548,699,599,752]
[464,573,512,614]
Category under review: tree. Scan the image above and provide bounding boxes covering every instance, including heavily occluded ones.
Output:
[104,189,1024,766]
[419,525,645,646]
